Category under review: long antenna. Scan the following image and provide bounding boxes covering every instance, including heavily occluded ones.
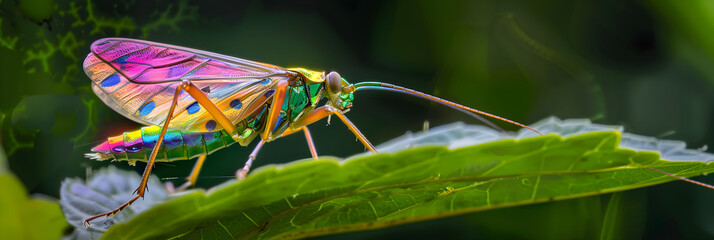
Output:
[353,82,714,190]
[353,82,541,135]
[646,166,714,190]
[355,85,504,131]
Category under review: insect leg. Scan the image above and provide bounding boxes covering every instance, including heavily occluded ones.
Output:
[230,80,289,180]
[161,80,258,190]
[166,155,207,193]
[332,111,376,152]
[261,79,289,141]
[291,106,376,152]
[280,126,319,159]
[180,81,240,139]
[84,82,185,226]
[185,155,207,188]
[302,127,318,159]
[236,139,266,180]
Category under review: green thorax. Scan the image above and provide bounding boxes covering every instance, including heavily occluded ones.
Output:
[264,72,355,139]
[262,80,325,137]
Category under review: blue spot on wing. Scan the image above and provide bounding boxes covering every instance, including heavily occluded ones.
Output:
[186,101,200,114]
[230,99,242,109]
[260,78,271,85]
[206,120,217,131]
[114,55,129,64]
[264,89,276,98]
[139,101,155,116]
[101,74,120,87]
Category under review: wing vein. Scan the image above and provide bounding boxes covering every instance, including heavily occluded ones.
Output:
[85,38,296,132]
[130,83,173,117]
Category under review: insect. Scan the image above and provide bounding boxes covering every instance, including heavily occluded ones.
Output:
[80,38,544,226]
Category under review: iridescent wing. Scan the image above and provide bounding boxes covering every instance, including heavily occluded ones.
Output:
[84,38,293,132]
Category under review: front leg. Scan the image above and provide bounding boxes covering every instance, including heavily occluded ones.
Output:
[291,106,376,152]
[280,126,318,159]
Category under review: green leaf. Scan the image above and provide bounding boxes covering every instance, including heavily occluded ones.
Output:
[64,118,714,239]
[0,146,68,240]
[599,192,622,240]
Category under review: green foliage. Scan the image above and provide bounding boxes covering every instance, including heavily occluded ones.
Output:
[0,0,199,161]
[599,192,623,240]
[60,119,714,239]
[0,146,68,240]
[0,0,201,199]
[17,0,56,24]
[0,18,19,50]
[644,0,714,84]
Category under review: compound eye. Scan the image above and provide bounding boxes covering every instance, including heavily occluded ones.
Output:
[326,71,342,94]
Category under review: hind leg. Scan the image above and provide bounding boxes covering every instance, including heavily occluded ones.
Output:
[165,155,207,193]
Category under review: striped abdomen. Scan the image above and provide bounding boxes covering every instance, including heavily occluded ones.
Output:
[86,125,238,165]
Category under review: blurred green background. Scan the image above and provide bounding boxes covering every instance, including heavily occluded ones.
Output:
[1,0,713,239]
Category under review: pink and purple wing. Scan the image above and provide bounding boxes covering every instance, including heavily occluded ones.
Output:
[84,38,290,132]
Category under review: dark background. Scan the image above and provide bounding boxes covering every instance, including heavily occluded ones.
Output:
[1,0,713,239]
